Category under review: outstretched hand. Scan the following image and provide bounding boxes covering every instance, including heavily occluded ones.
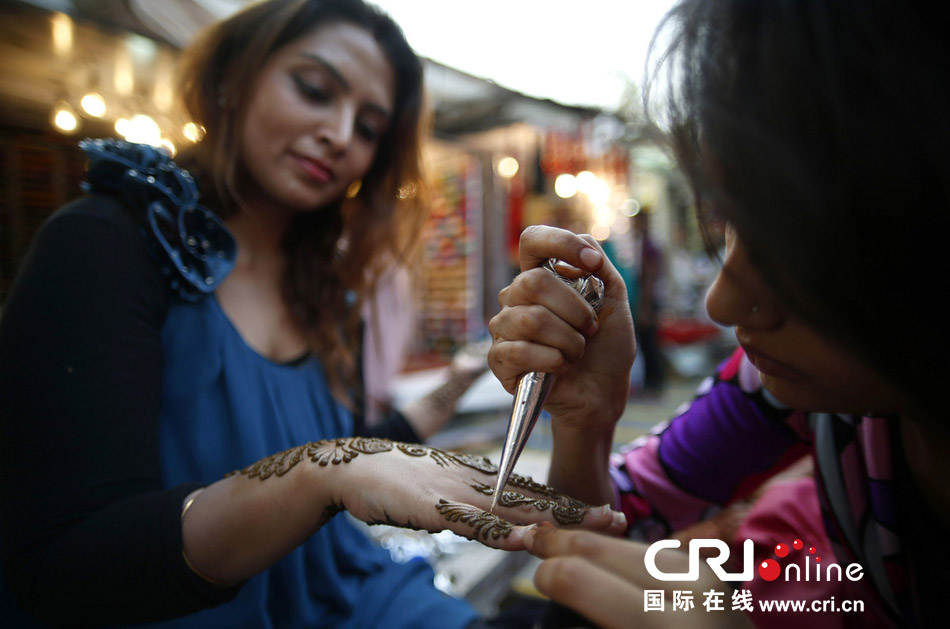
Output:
[231,437,627,551]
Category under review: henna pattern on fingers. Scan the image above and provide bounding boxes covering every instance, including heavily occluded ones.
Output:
[508,473,590,509]
[468,481,589,525]
[437,500,514,540]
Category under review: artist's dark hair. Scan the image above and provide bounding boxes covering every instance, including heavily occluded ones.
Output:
[176,0,427,395]
[647,0,950,416]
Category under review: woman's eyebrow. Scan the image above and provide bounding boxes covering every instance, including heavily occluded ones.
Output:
[298,52,392,119]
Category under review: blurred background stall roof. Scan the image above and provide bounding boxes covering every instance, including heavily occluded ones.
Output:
[13,0,677,112]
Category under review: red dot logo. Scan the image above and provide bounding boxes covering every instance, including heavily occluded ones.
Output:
[759,538,822,582]
[758,559,781,581]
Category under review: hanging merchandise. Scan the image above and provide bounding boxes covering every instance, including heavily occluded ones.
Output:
[417,156,483,358]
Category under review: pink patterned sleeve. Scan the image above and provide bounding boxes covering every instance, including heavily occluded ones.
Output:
[609,347,812,540]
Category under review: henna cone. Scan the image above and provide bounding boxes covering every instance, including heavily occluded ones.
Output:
[490,260,604,513]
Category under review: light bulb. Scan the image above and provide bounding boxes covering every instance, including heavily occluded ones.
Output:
[80,92,106,118]
[51,101,79,133]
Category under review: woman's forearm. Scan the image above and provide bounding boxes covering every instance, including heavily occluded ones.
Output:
[547,421,616,507]
[180,447,343,585]
[398,368,483,440]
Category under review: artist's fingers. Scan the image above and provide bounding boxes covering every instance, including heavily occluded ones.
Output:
[533,555,643,629]
[497,265,600,333]
[489,281,596,393]
[526,527,641,581]
[525,527,693,591]
[517,225,604,274]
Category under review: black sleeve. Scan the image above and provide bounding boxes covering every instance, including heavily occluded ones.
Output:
[0,196,240,627]
[358,409,422,443]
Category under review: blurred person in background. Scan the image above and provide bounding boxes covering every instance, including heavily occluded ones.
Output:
[356,261,491,443]
[488,0,950,627]
[629,207,666,398]
[0,1,623,627]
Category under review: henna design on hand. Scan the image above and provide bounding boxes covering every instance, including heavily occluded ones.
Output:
[395,443,498,473]
[231,444,308,480]
[308,437,395,465]
[468,481,590,526]
[436,499,514,540]
[507,473,590,510]
[230,437,396,479]
[233,438,497,481]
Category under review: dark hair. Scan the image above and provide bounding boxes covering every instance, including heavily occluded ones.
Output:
[176,0,427,394]
[649,0,950,416]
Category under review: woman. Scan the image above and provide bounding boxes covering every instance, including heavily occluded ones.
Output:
[487,1,950,627]
[0,1,622,627]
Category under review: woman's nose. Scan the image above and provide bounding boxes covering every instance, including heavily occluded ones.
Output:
[319,106,355,153]
[705,239,785,329]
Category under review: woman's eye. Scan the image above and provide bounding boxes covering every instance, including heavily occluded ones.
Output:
[293,75,330,103]
[356,121,379,142]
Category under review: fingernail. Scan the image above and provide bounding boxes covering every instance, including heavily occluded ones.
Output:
[579,247,602,270]
[522,525,537,551]
[585,317,599,336]
[612,510,627,529]
[593,504,612,517]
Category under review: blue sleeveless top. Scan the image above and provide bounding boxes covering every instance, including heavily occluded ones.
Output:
[139,295,476,628]
[72,140,476,628]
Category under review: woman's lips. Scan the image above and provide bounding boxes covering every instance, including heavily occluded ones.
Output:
[292,155,333,183]
[742,346,802,380]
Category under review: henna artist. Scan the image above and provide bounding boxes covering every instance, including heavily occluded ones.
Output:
[488,1,950,628]
[0,1,625,627]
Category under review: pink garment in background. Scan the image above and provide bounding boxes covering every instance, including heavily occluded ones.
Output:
[361,264,415,426]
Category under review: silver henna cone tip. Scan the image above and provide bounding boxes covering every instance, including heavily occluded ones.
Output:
[491,370,555,513]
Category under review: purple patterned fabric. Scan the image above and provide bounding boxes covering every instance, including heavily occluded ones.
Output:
[611,347,912,626]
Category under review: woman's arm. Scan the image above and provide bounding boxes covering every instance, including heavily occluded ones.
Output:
[0,198,238,625]
[180,436,626,585]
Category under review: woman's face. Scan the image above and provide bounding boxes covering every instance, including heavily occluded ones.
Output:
[705,225,906,415]
[237,22,395,213]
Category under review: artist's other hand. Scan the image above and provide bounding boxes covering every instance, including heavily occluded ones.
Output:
[525,526,754,629]
[489,225,635,433]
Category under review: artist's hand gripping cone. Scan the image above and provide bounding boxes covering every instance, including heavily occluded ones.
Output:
[490,259,605,513]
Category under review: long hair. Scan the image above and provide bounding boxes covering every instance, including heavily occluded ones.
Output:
[176,0,428,396]
[647,0,950,417]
